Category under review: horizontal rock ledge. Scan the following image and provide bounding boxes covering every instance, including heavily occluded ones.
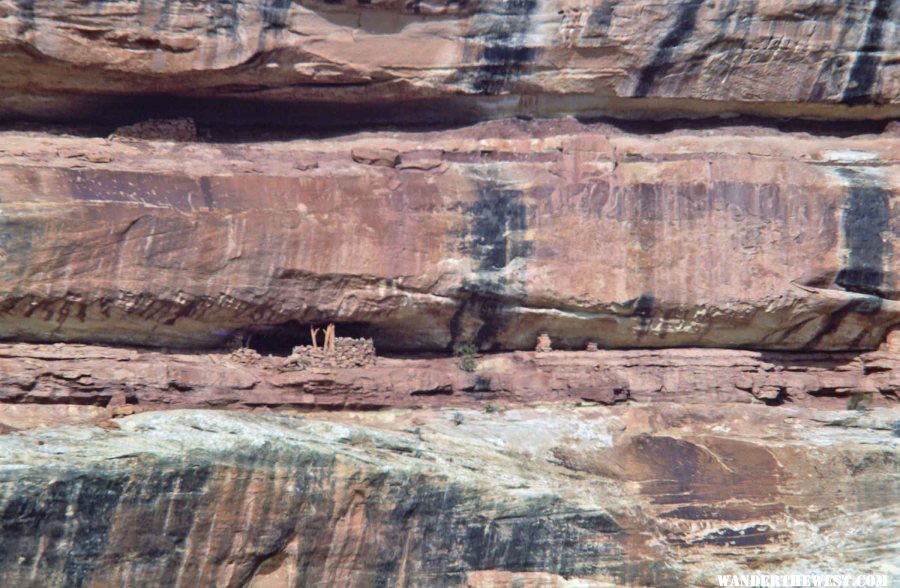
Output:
[0,341,896,413]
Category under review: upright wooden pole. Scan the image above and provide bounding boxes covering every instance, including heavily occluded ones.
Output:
[325,323,335,353]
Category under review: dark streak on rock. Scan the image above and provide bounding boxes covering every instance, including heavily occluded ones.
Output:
[841,0,891,104]
[773,315,819,345]
[470,0,537,95]
[584,1,616,37]
[377,478,620,583]
[254,0,293,49]
[808,3,863,100]
[156,0,176,30]
[210,0,241,38]
[805,296,882,350]
[676,524,777,547]
[634,0,706,98]
[0,217,33,281]
[450,178,532,350]
[261,0,293,29]
[463,185,530,273]
[631,294,656,337]
[14,0,35,36]
[1,443,623,585]
[834,169,890,296]
[449,290,512,350]
[0,475,128,587]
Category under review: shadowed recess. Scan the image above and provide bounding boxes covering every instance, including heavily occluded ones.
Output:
[241,320,376,356]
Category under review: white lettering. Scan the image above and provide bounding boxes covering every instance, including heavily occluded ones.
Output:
[714,573,891,588]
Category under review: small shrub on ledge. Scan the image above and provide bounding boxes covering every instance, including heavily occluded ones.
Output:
[453,342,478,373]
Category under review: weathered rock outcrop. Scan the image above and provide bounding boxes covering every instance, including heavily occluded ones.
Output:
[0,341,897,414]
[1,121,897,351]
[0,1,897,123]
[0,3,897,585]
[1,408,896,587]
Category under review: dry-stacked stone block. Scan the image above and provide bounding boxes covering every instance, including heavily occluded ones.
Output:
[282,338,376,370]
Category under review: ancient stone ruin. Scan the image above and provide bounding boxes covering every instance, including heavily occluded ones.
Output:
[109,117,198,142]
[0,1,897,585]
[535,333,553,353]
[229,346,261,366]
[282,325,376,370]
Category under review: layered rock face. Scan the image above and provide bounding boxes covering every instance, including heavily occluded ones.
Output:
[0,121,897,351]
[0,0,897,123]
[1,341,897,412]
[1,408,897,587]
[0,1,898,586]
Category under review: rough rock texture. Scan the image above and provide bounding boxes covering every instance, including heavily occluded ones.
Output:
[0,0,898,123]
[282,337,378,371]
[0,340,896,415]
[109,117,199,142]
[0,408,897,587]
[0,3,898,585]
[0,121,897,351]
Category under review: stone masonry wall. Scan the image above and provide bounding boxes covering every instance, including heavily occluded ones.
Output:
[283,338,376,370]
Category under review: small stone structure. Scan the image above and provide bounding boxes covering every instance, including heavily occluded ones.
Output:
[230,347,261,366]
[535,333,552,353]
[282,337,376,370]
[586,342,598,352]
[109,117,198,142]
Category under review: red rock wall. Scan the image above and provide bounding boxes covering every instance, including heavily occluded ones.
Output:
[0,3,898,585]
[1,341,896,411]
[1,407,897,587]
[0,121,896,350]
[0,1,897,122]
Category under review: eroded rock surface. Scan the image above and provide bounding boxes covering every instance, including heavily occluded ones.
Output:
[0,341,896,415]
[0,407,896,587]
[0,4,897,585]
[0,1,897,123]
[0,121,896,351]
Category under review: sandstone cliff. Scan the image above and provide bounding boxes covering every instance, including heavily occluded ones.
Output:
[0,1,897,123]
[0,120,897,351]
[0,2,898,587]
[1,341,897,411]
[1,408,897,587]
